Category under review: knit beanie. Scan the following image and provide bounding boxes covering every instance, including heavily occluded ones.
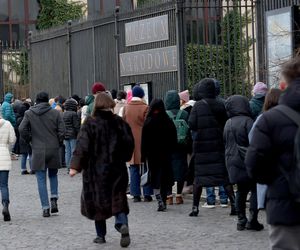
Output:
[36,92,49,104]
[132,86,145,98]
[253,82,268,95]
[92,82,106,94]
[179,90,190,103]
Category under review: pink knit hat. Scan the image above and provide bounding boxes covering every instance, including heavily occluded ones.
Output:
[253,82,268,95]
[179,90,190,103]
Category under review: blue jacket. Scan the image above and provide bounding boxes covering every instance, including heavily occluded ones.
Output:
[2,93,16,127]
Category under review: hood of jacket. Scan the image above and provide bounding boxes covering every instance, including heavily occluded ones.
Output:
[30,103,52,116]
[64,98,78,112]
[193,78,216,101]
[165,90,180,110]
[225,95,252,118]
[279,79,300,111]
[85,95,94,106]
[4,93,13,103]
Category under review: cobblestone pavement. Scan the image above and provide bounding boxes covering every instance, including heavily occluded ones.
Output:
[0,161,269,250]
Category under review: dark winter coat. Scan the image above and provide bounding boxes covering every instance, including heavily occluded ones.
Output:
[141,99,177,189]
[189,79,229,187]
[62,99,80,140]
[249,94,265,120]
[224,95,253,184]
[70,110,134,221]
[165,90,189,182]
[245,79,300,226]
[15,102,31,155]
[19,102,65,171]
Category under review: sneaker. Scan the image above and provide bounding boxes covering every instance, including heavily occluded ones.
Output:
[116,224,130,248]
[144,196,153,202]
[189,206,199,217]
[220,203,228,208]
[43,209,50,217]
[133,196,141,202]
[202,202,216,209]
[21,170,29,175]
[93,236,106,244]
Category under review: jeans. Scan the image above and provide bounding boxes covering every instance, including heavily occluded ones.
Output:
[21,153,32,171]
[95,212,128,237]
[206,186,228,205]
[129,165,153,197]
[35,168,58,209]
[0,171,9,204]
[64,139,77,169]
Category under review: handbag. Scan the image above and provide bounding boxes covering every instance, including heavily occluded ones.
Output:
[140,160,151,187]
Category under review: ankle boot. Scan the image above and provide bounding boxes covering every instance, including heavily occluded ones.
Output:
[189,206,199,217]
[246,210,264,231]
[156,194,166,212]
[237,213,248,231]
[175,194,184,205]
[2,202,11,221]
[43,209,50,217]
[50,198,58,213]
[166,195,173,205]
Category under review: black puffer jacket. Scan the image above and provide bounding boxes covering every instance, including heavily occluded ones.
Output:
[224,95,253,184]
[245,79,300,226]
[189,78,229,187]
[62,98,80,140]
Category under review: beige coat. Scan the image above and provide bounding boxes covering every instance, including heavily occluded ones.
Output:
[123,97,148,165]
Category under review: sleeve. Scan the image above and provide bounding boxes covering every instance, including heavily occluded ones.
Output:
[8,122,16,146]
[19,112,31,143]
[119,121,135,162]
[245,115,275,184]
[70,122,91,172]
[141,124,148,162]
[57,113,65,144]
[73,113,80,135]
[188,103,198,131]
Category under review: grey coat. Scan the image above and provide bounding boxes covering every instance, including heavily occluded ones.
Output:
[19,103,65,171]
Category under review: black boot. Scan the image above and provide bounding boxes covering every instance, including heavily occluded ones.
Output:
[43,209,50,217]
[189,206,199,217]
[237,213,248,231]
[156,194,166,212]
[2,202,11,221]
[115,224,131,248]
[50,198,58,213]
[246,210,264,231]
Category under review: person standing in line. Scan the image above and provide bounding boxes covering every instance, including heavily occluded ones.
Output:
[86,82,106,115]
[1,93,16,127]
[188,78,236,217]
[141,99,177,211]
[70,92,134,247]
[249,82,268,120]
[62,98,80,173]
[246,57,300,249]
[223,95,263,231]
[114,90,127,116]
[123,86,153,202]
[0,106,16,221]
[165,90,189,205]
[19,92,65,217]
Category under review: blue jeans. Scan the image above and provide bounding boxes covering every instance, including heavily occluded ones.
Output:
[35,168,58,209]
[129,165,153,197]
[21,153,32,171]
[64,139,77,169]
[206,186,228,205]
[0,171,9,204]
[95,213,128,237]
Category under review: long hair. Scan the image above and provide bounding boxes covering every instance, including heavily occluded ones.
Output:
[263,88,282,112]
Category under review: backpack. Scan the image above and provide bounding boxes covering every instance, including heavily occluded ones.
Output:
[166,110,189,145]
[275,105,300,203]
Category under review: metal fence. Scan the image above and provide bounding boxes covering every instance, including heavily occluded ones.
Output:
[0,41,30,101]
[29,0,261,100]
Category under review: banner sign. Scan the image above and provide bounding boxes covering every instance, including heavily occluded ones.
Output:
[125,15,169,46]
[120,46,177,76]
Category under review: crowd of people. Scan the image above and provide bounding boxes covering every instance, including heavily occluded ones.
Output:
[0,57,300,249]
